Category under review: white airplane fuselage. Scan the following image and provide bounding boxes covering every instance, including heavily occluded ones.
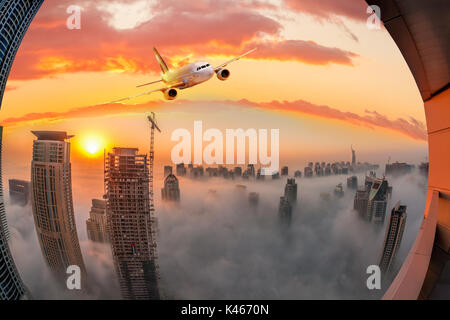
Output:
[162,61,214,89]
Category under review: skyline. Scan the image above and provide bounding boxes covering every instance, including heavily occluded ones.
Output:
[0,0,435,301]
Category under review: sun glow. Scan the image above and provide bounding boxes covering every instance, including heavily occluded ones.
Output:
[80,135,105,157]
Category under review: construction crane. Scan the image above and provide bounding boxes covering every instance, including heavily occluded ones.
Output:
[146,112,162,299]
[147,112,161,215]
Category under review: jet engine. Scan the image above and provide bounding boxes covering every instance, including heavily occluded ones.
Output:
[216,68,230,81]
[163,88,178,100]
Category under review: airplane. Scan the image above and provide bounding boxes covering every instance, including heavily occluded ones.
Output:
[107,47,256,103]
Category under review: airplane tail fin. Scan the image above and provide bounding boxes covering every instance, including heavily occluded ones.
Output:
[153,47,169,74]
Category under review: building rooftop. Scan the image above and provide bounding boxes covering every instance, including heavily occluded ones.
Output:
[31,131,74,141]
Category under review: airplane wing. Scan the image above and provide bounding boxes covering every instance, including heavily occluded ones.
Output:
[214,48,256,71]
[101,82,185,105]
[137,78,164,88]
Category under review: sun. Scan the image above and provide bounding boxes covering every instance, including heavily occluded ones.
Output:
[80,135,104,157]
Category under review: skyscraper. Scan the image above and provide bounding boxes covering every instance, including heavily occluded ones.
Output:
[347,176,358,189]
[105,148,160,300]
[351,145,356,166]
[354,188,369,217]
[284,178,297,204]
[281,166,289,176]
[379,202,407,274]
[163,165,172,177]
[0,126,28,300]
[385,161,413,176]
[334,183,344,198]
[0,1,44,107]
[86,199,108,243]
[367,178,389,224]
[278,196,292,226]
[161,173,180,202]
[304,166,313,178]
[30,131,88,288]
[8,179,30,206]
[176,163,186,176]
[247,164,256,178]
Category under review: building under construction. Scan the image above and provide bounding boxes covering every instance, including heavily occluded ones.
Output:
[104,147,160,300]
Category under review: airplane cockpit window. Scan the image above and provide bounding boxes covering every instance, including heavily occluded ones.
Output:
[197,64,211,71]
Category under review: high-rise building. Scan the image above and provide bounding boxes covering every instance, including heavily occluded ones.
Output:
[105,148,160,300]
[163,165,172,177]
[278,196,292,226]
[334,183,344,198]
[351,145,356,166]
[0,0,44,108]
[233,166,242,177]
[247,164,255,177]
[30,131,88,288]
[281,166,289,176]
[86,199,108,243]
[354,188,369,217]
[176,163,186,176]
[367,178,389,224]
[284,178,297,204]
[8,179,30,206]
[0,126,28,300]
[161,173,180,202]
[385,162,413,176]
[294,170,302,178]
[379,202,407,274]
[347,176,358,189]
[304,166,313,178]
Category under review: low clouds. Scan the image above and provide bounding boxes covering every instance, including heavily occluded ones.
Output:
[157,171,426,299]
[3,164,427,299]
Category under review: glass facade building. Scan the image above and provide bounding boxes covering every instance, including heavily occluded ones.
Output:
[0,0,44,107]
[0,126,28,300]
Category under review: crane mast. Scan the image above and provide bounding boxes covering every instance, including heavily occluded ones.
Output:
[146,112,162,298]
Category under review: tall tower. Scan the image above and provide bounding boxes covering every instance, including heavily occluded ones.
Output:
[161,174,180,202]
[105,148,160,299]
[379,202,407,274]
[0,126,28,300]
[367,178,389,224]
[284,178,297,204]
[0,0,44,107]
[86,199,108,243]
[30,131,88,288]
[279,196,292,227]
[351,145,356,166]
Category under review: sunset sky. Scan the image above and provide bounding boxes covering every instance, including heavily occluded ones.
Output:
[0,0,428,189]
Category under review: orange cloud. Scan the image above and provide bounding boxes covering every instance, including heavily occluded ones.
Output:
[9,0,359,81]
[1,98,427,142]
[284,0,368,22]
